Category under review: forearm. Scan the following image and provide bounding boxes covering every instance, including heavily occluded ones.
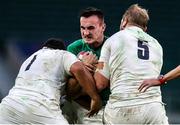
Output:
[163,65,180,82]
[94,62,110,92]
[94,72,109,92]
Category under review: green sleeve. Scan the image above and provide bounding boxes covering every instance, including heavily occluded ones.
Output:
[67,44,78,55]
[67,39,83,56]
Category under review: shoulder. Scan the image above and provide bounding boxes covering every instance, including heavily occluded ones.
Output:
[62,50,79,63]
[61,50,76,57]
[102,31,127,51]
[67,39,85,55]
[106,31,126,43]
[67,39,84,49]
[142,31,163,50]
[152,38,163,51]
[62,50,80,75]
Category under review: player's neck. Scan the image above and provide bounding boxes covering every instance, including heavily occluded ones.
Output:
[90,36,104,48]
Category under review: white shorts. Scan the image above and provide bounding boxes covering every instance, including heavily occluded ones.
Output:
[73,102,104,124]
[0,102,69,125]
[62,100,104,124]
[103,102,169,124]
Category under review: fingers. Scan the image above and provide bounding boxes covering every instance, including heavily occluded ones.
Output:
[86,66,95,73]
[81,51,98,64]
[138,79,161,92]
[138,82,148,92]
[141,86,150,93]
[87,97,102,117]
[138,83,149,92]
[86,109,98,118]
[80,51,98,73]
[84,63,96,73]
[86,104,100,117]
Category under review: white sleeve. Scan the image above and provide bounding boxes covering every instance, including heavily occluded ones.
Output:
[63,51,80,76]
[97,39,111,79]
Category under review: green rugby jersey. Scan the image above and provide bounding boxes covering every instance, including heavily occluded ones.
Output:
[67,37,110,105]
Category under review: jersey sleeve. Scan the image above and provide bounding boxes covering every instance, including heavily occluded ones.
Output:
[99,39,111,63]
[67,44,78,55]
[67,40,82,55]
[98,39,111,79]
[63,51,80,76]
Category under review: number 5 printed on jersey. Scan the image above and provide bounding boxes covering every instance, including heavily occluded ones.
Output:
[137,40,149,60]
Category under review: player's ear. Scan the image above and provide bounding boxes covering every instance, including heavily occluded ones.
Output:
[144,26,147,32]
[103,23,106,31]
[120,18,128,30]
[102,22,106,32]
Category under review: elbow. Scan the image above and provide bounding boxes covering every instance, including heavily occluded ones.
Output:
[70,62,85,75]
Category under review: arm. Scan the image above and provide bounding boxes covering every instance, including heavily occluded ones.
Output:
[68,61,110,110]
[66,77,95,110]
[70,61,102,117]
[66,52,99,109]
[67,62,110,110]
[163,65,180,81]
[94,62,110,92]
[138,65,180,92]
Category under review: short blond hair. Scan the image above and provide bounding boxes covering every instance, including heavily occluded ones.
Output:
[122,4,149,29]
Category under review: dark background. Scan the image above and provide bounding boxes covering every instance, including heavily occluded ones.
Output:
[0,0,179,123]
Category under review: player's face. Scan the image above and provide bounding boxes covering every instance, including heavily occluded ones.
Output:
[80,15,105,47]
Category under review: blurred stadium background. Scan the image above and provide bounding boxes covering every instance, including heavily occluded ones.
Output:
[0,0,179,123]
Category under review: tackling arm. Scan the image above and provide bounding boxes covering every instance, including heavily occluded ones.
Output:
[70,61,102,117]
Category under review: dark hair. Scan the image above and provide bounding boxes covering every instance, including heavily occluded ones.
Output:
[79,7,104,20]
[43,38,66,50]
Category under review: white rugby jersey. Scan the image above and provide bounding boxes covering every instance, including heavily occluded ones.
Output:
[0,47,79,123]
[99,26,163,107]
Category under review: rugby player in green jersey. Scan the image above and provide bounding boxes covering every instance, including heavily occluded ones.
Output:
[61,7,110,124]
